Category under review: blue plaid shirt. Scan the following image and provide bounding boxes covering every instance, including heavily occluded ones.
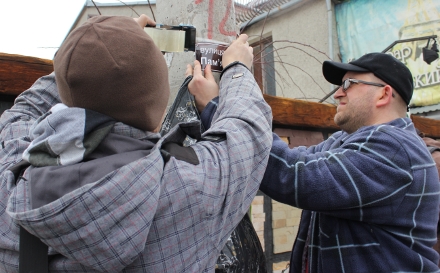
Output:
[261,119,440,273]
[200,98,440,272]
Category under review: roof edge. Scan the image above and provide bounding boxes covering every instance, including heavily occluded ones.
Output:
[86,0,156,7]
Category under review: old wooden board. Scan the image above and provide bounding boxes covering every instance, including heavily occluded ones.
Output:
[264,94,440,138]
[1,52,440,138]
[263,94,338,131]
[0,53,53,96]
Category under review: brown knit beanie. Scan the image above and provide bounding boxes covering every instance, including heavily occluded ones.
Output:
[54,15,170,132]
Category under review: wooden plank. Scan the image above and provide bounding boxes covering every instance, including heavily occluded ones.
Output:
[263,94,339,131]
[0,53,53,96]
[411,115,440,138]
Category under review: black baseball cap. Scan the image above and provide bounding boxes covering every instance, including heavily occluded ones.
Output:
[322,53,414,105]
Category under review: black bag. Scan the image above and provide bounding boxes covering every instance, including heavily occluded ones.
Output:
[216,213,268,272]
[160,75,204,146]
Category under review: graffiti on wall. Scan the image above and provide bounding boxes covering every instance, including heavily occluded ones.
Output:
[195,0,236,39]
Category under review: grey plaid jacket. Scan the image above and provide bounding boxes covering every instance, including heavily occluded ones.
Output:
[0,65,272,272]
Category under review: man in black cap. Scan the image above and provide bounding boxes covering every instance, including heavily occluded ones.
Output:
[187,52,440,272]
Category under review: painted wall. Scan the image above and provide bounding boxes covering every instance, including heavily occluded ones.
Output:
[71,0,341,106]
[242,0,340,104]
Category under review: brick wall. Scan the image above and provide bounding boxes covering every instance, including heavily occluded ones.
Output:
[249,127,327,272]
[251,195,266,250]
[272,200,302,254]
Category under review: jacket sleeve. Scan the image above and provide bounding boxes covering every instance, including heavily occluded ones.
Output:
[0,72,60,272]
[0,72,60,172]
[259,127,430,221]
[200,96,219,130]
[180,63,273,247]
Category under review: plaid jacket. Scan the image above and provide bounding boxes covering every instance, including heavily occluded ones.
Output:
[0,64,272,272]
[260,119,440,273]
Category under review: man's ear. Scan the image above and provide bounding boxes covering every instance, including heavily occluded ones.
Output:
[376,85,393,107]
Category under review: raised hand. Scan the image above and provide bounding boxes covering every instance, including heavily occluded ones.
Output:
[186,60,219,112]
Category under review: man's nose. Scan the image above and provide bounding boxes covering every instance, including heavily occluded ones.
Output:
[333,86,345,100]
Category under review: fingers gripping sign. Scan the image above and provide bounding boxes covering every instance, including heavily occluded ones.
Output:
[187,61,219,112]
[222,34,254,69]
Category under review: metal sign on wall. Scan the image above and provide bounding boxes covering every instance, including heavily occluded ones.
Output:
[195,43,229,72]
[335,0,440,108]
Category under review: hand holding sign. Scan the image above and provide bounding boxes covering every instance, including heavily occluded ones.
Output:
[188,34,253,113]
[195,34,253,72]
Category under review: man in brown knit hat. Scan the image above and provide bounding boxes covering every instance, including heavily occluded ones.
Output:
[54,15,169,132]
[0,14,272,272]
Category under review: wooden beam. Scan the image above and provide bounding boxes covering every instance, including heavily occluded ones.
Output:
[264,94,440,138]
[411,115,440,138]
[0,53,53,96]
[263,94,338,130]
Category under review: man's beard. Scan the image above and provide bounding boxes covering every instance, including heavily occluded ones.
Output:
[334,97,372,134]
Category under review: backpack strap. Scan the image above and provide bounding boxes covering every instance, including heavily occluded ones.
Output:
[161,142,199,165]
[160,134,226,165]
[19,226,48,273]
[8,161,49,273]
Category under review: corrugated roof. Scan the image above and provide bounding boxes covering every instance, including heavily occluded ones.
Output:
[234,0,292,23]
[410,103,440,114]
[86,0,156,7]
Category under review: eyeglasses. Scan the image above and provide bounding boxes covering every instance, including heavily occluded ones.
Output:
[341,78,386,92]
